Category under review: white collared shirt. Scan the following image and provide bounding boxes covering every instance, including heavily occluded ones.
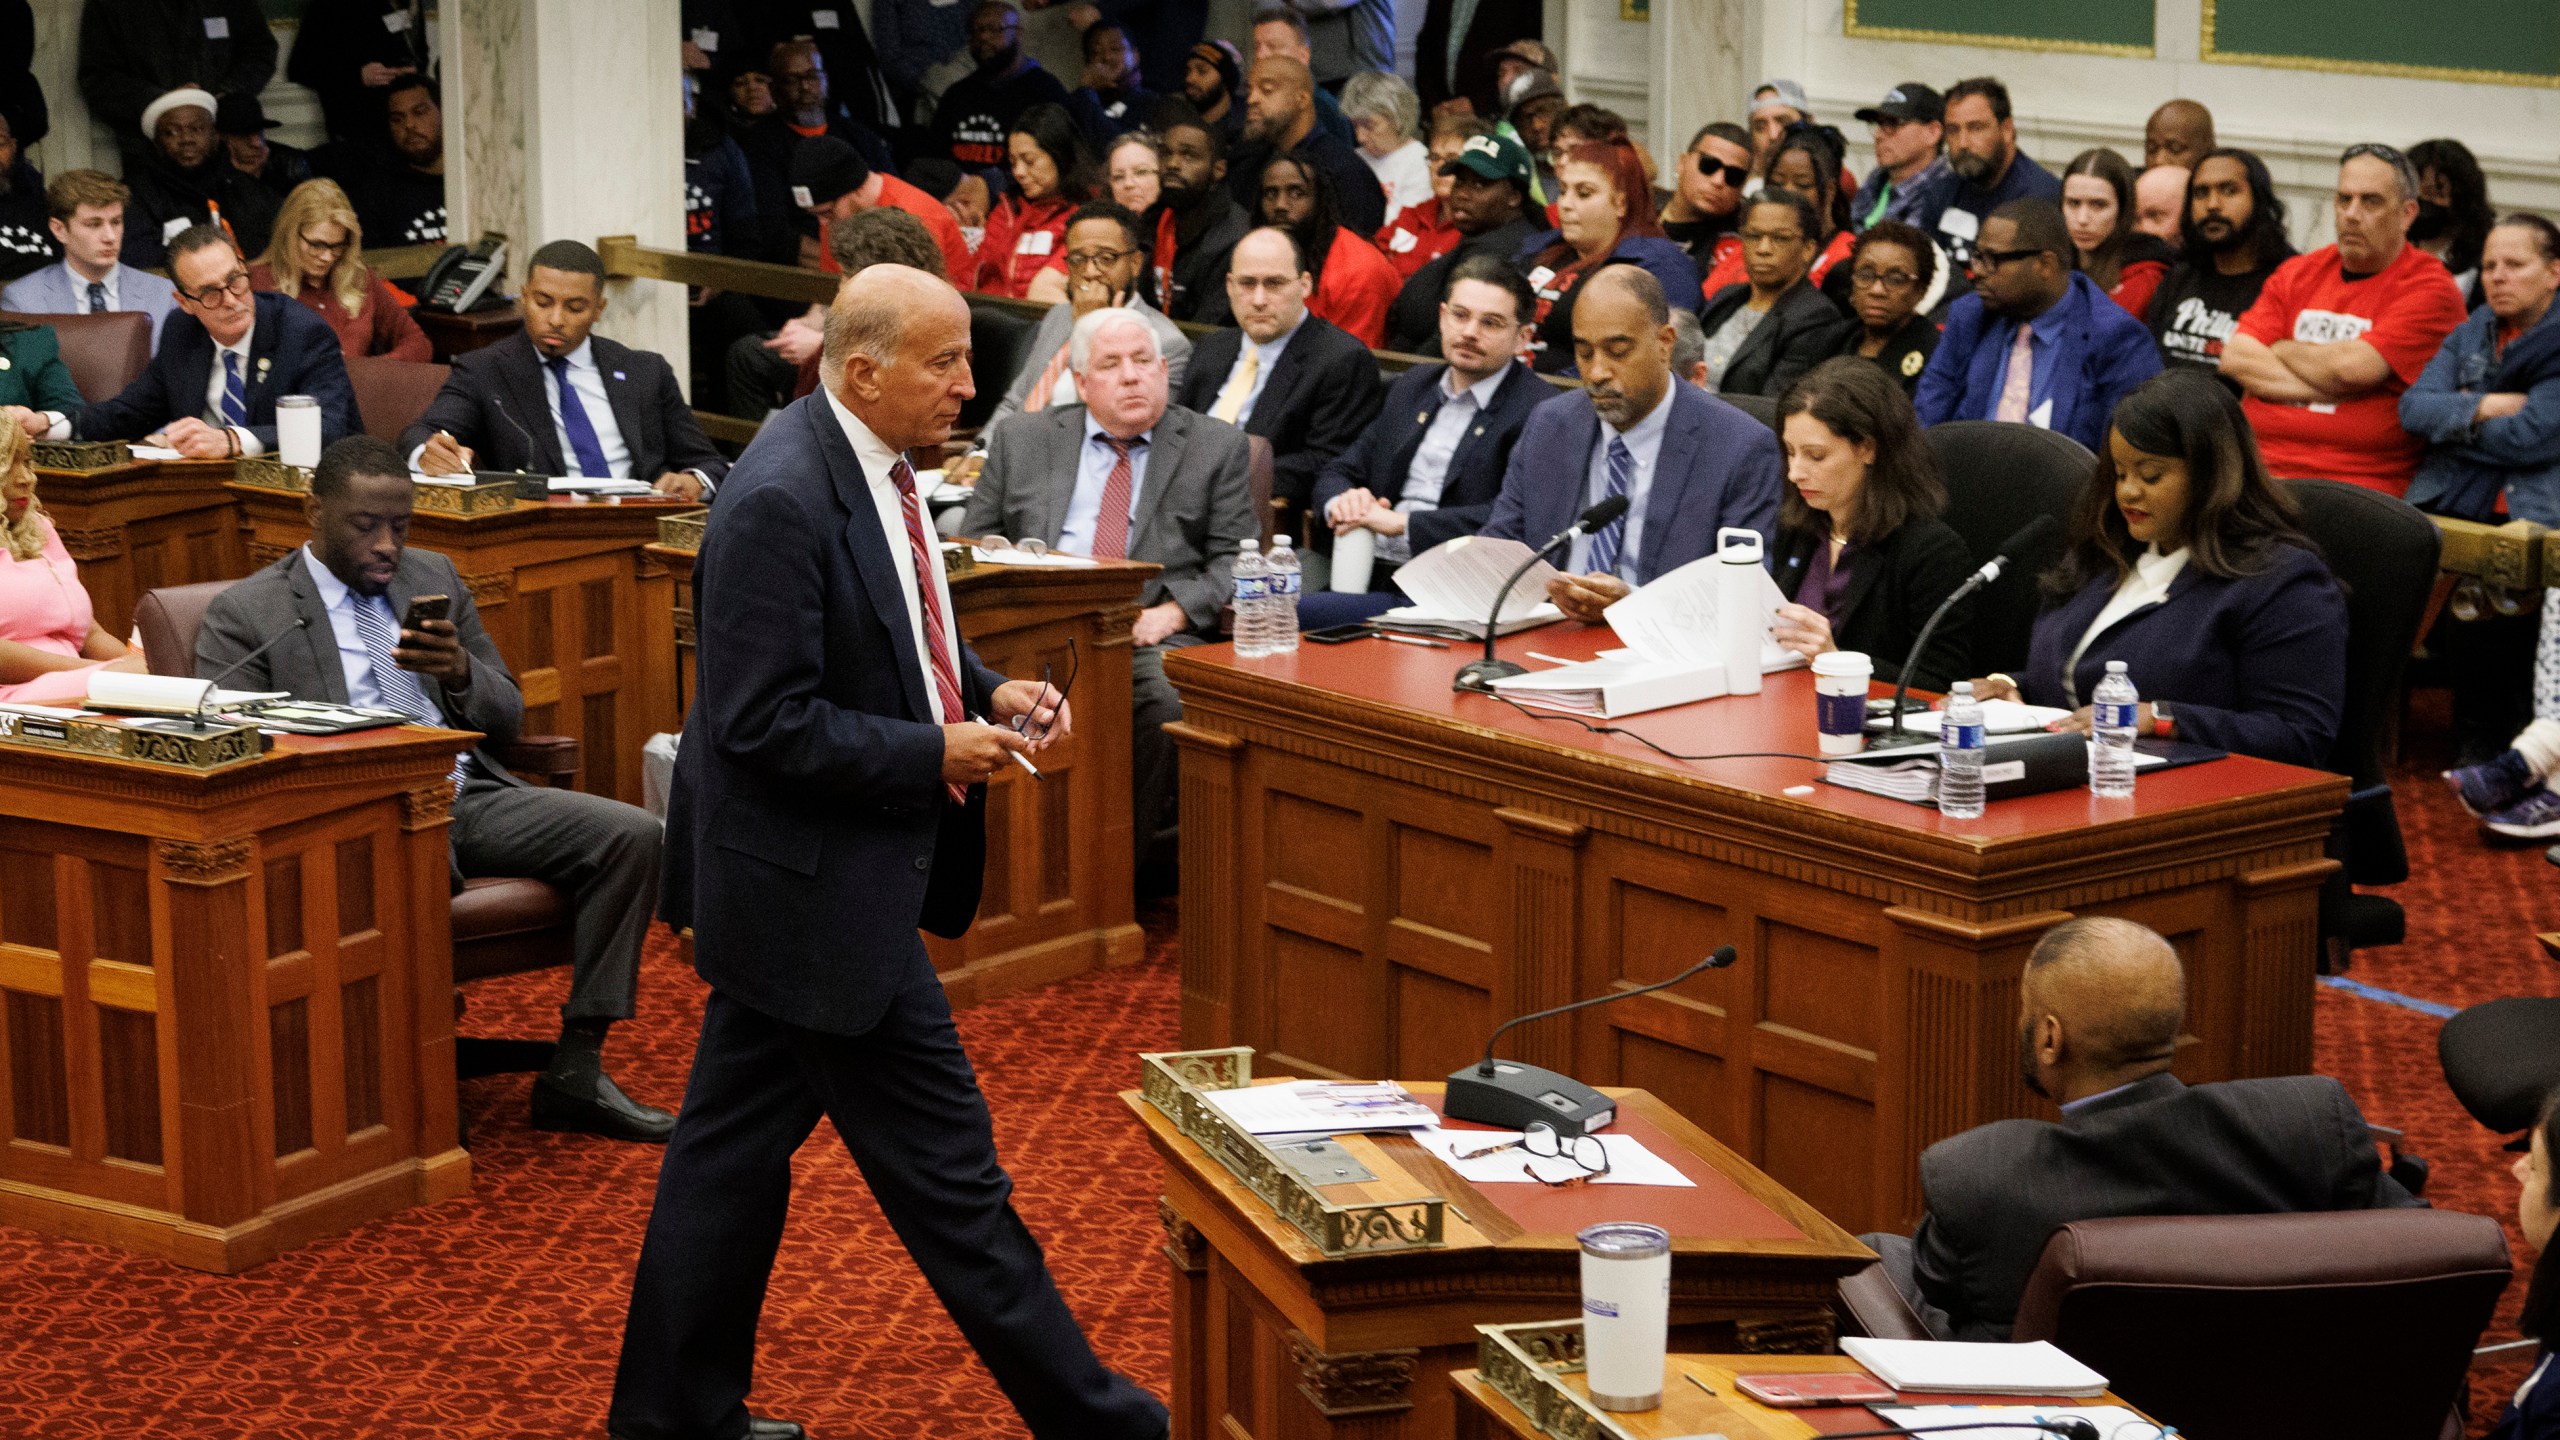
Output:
[1058,411,1152,557]
[2063,544,2191,705]
[1221,311,1307,429]
[1568,382,1676,580]
[68,262,119,313]
[540,338,635,478]
[200,331,266,456]
[302,544,395,710]
[1383,365,1506,564]
[821,388,964,723]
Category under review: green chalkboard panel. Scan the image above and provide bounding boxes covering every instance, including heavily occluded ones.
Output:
[1845,0,2155,56]
[2205,0,2560,85]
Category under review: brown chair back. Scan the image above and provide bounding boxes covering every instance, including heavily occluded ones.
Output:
[1247,433,1275,551]
[2012,1210,2511,1440]
[3,310,152,404]
[134,581,237,677]
[345,356,451,441]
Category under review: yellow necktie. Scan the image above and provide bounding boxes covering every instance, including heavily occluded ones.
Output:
[1209,345,1260,425]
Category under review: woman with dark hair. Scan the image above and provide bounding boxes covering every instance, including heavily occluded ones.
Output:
[2487,1089,2560,1439]
[2148,146,2296,374]
[1970,369,2346,768]
[2410,137,2497,303]
[1701,124,1855,296]
[2062,147,2173,320]
[1257,149,1400,346]
[1516,140,1700,375]
[1768,357,1977,690]
[1830,221,1942,392]
[972,102,1094,298]
[1692,189,1848,397]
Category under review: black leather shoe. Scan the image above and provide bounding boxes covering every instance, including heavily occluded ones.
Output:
[746,1419,807,1440]
[530,1069,675,1142]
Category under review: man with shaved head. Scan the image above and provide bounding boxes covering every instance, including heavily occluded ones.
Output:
[1860,917,2419,1343]
[613,265,1167,1440]
[2143,99,2216,172]
[1224,53,1389,234]
[2133,164,2189,248]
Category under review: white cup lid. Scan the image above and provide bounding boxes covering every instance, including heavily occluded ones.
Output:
[1810,650,1871,676]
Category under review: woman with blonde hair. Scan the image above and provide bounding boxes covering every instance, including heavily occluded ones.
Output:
[0,424,143,702]
[251,179,432,362]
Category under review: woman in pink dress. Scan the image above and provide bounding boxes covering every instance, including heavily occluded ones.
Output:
[0,424,143,703]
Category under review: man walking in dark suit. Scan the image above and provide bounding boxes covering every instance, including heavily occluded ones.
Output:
[962,305,1258,876]
[1869,916,2420,1342]
[195,436,674,1142]
[64,225,359,455]
[402,240,727,501]
[611,265,1163,1440]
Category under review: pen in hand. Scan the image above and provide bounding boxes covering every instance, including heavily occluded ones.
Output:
[974,714,1041,778]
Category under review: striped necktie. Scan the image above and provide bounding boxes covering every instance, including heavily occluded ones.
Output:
[85,281,106,314]
[1995,322,2036,423]
[1584,435,1635,579]
[219,351,249,427]
[351,593,469,791]
[891,458,971,806]
[1091,434,1139,559]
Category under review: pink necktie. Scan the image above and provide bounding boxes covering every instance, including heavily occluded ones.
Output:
[890,458,971,806]
[1995,322,2036,423]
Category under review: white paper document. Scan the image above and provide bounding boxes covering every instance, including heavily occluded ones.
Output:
[1872,1406,2156,1439]
[1840,1338,2108,1397]
[1382,535,1565,636]
[128,444,186,461]
[1868,700,2073,735]
[1485,554,1804,718]
[970,547,1096,568]
[1410,1127,1697,1187]
[85,671,286,713]
[1203,1081,1437,1135]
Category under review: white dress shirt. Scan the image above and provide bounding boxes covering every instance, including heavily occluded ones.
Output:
[303,545,397,710]
[822,388,964,723]
[200,331,266,456]
[1057,411,1152,557]
[541,338,635,478]
[1567,382,1675,580]
[2063,544,2190,705]
[1221,311,1307,430]
[67,261,120,313]
[1382,366,1504,564]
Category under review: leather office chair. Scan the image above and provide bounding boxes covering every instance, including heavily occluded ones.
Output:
[1838,1210,2511,1440]
[345,356,452,442]
[962,299,1038,432]
[1716,390,1779,432]
[1924,421,2090,676]
[3,309,152,404]
[2440,995,2560,1139]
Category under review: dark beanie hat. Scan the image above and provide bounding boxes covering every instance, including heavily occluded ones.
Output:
[788,136,871,208]
[1189,40,1242,99]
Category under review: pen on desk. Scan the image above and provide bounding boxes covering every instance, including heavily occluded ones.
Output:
[1376,632,1448,649]
[973,715,1041,777]
[1684,1371,1718,1397]
[1525,651,1577,666]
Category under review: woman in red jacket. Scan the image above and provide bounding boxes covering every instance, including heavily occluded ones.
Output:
[249,179,431,362]
[2063,148,2172,321]
[972,103,1093,299]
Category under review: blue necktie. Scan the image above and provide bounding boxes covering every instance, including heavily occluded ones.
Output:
[85,281,106,314]
[546,355,613,477]
[352,593,469,790]
[1584,435,1635,579]
[220,351,248,427]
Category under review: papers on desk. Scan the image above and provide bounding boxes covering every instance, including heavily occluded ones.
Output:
[1411,1127,1696,1187]
[1871,1407,2155,1440]
[83,671,286,714]
[969,546,1097,568]
[1203,1081,1437,1135]
[1484,555,1804,718]
[1375,536,1565,638]
[127,443,185,461]
[411,470,476,487]
[1824,732,2166,805]
[1868,700,2073,735]
[548,477,659,497]
[1841,1338,2109,1397]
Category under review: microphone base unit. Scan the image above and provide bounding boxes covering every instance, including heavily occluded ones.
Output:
[1444,1060,1616,1137]
[1453,656,1529,693]
[1860,726,1938,753]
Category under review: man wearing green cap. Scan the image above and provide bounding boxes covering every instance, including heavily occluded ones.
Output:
[1384,130,1537,353]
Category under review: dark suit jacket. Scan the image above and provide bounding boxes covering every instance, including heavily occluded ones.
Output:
[1914,272,2165,453]
[192,545,525,786]
[2023,540,2345,769]
[959,402,1258,633]
[1832,308,1941,395]
[76,291,361,450]
[1699,278,1851,399]
[662,394,1008,1038]
[1174,314,1383,510]
[397,329,729,487]
[1772,514,1977,692]
[1480,382,1783,585]
[1912,1071,2420,1342]
[1311,359,1550,559]
[1383,216,1540,355]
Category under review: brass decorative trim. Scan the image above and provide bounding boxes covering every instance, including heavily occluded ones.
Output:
[0,713,260,769]
[1287,1331,1419,1418]
[234,456,313,494]
[1842,0,2154,58]
[1475,1321,1608,1440]
[410,479,528,516]
[1155,1196,1206,1273]
[656,509,708,551]
[2199,0,2560,87]
[32,439,131,471]
[401,783,456,831]
[54,524,127,562]
[154,836,253,886]
[461,570,514,608]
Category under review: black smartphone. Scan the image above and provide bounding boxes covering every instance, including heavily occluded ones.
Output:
[1304,623,1373,644]
[402,594,451,631]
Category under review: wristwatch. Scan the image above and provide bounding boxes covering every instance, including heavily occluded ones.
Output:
[2151,701,2174,739]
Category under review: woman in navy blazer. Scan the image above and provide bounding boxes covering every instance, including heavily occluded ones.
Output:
[1973,369,2347,770]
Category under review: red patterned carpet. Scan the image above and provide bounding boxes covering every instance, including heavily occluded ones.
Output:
[3,736,2554,1437]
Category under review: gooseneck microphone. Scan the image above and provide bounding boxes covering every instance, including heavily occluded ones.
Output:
[191,617,310,731]
[1452,494,1631,693]
[1869,515,2060,751]
[1816,1421,2102,1440]
[1442,945,1736,1136]
[486,393,555,497]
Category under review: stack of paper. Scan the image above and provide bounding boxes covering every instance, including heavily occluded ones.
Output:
[1826,733,2166,803]
[1871,1407,2151,1440]
[1202,1081,1437,1135]
[1865,700,2073,735]
[85,671,286,715]
[1486,553,1805,718]
[1376,536,1564,639]
[1410,1128,1697,1187]
[1840,1338,2108,1397]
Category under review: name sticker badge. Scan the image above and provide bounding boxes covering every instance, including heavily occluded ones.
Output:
[1020,230,1054,255]
[1389,229,1416,253]
[690,26,718,51]
[385,9,411,31]
[204,15,230,38]
[812,8,841,28]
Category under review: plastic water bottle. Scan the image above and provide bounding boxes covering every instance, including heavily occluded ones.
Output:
[2090,660,2140,798]
[1266,535,1301,654]
[1232,539,1272,658]
[1939,681,1987,820]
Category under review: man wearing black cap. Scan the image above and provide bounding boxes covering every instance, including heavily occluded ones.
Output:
[738,38,896,267]
[1849,83,1950,233]
[1384,131,1537,353]
[216,92,312,202]
[792,135,971,280]
[1179,38,1247,148]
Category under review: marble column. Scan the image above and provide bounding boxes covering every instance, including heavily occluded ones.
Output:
[439,0,689,387]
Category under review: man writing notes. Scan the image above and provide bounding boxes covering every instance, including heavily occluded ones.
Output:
[611,265,1165,1440]
[402,241,727,502]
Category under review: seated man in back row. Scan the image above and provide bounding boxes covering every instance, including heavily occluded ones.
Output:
[197,436,675,1143]
[401,241,727,501]
[1867,916,2419,1342]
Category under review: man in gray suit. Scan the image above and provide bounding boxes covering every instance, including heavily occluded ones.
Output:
[0,169,179,348]
[195,435,676,1143]
[1868,916,2418,1341]
[960,306,1256,876]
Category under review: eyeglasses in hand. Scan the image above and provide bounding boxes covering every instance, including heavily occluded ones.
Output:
[1009,635,1077,744]
[1454,1122,1612,1187]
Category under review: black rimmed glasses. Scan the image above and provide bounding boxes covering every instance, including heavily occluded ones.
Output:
[179,270,253,307]
[1454,1122,1612,1187]
[1010,635,1077,744]
[1066,246,1138,271]
[1968,246,2043,273]
[1850,265,1920,291]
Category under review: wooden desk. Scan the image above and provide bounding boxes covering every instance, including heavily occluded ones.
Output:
[1163,627,2348,1236]
[0,726,476,1271]
[1130,1081,1872,1440]
[411,306,525,363]
[38,458,248,637]
[1452,1356,2147,1439]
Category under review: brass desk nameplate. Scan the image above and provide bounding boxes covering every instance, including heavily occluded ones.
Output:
[1477,1320,1623,1440]
[233,456,313,494]
[32,439,131,472]
[0,711,262,770]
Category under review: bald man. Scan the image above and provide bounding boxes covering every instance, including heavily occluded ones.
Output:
[613,266,1166,1440]
[2134,164,2190,247]
[1862,917,2418,1342]
[2144,99,2215,172]
[1224,54,1389,234]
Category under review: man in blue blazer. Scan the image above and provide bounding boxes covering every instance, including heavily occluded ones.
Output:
[0,169,179,349]
[65,225,358,456]
[1915,198,2162,454]
[1481,265,1783,621]
[611,265,1165,1440]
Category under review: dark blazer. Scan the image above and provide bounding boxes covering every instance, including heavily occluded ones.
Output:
[959,402,1259,633]
[1174,314,1383,510]
[1480,382,1783,585]
[1914,272,2164,453]
[193,545,525,786]
[1383,216,1538,354]
[1772,514,1976,692]
[397,329,729,487]
[1912,1071,2420,1342]
[1834,309,1941,395]
[1698,278,1850,399]
[76,291,361,450]
[2024,540,2345,769]
[1311,359,1550,558]
[662,393,1008,1039]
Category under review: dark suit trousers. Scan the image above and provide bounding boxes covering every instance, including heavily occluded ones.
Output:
[450,776,658,1022]
[1132,637,1194,872]
[608,973,1168,1440]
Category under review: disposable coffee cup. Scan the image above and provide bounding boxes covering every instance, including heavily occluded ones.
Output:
[1812,650,1873,756]
[1579,1221,1671,1410]
[1331,526,1376,593]
[276,395,322,469]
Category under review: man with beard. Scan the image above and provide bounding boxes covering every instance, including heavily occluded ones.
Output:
[1225,56,1385,238]
[336,75,447,251]
[929,3,1069,184]
[738,39,895,266]
[2148,149,2294,376]
[1064,22,1162,151]
[216,93,313,203]
[1178,39,1248,149]
[1856,917,2416,1342]
[1151,112,1252,325]
[1384,131,1537,353]
[1922,76,2057,269]
[124,87,283,269]
[1245,7,1363,147]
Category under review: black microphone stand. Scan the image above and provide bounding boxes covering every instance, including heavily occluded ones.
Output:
[1453,497,1629,693]
[1443,945,1735,1135]
[1866,573,1987,752]
[189,617,310,731]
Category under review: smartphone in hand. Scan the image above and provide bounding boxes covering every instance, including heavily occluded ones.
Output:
[401,594,452,632]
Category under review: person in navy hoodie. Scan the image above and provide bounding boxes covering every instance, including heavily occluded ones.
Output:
[1967,368,2345,770]
[2491,1089,2560,1440]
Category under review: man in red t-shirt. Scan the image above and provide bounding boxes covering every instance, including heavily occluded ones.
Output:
[790,137,973,282]
[2221,145,2467,493]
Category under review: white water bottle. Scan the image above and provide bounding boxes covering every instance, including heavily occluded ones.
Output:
[1232,539,1271,657]
[2090,660,2140,798]
[1715,527,1766,695]
[1266,534,1301,654]
[1939,680,1987,820]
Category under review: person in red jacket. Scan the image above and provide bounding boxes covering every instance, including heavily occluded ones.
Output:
[2062,148,2172,322]
[971,102,1092,298]
[1373,114,1481,283]
[1258,148,1398,347]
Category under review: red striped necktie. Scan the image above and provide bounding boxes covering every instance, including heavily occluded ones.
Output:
[890,457,970,806]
